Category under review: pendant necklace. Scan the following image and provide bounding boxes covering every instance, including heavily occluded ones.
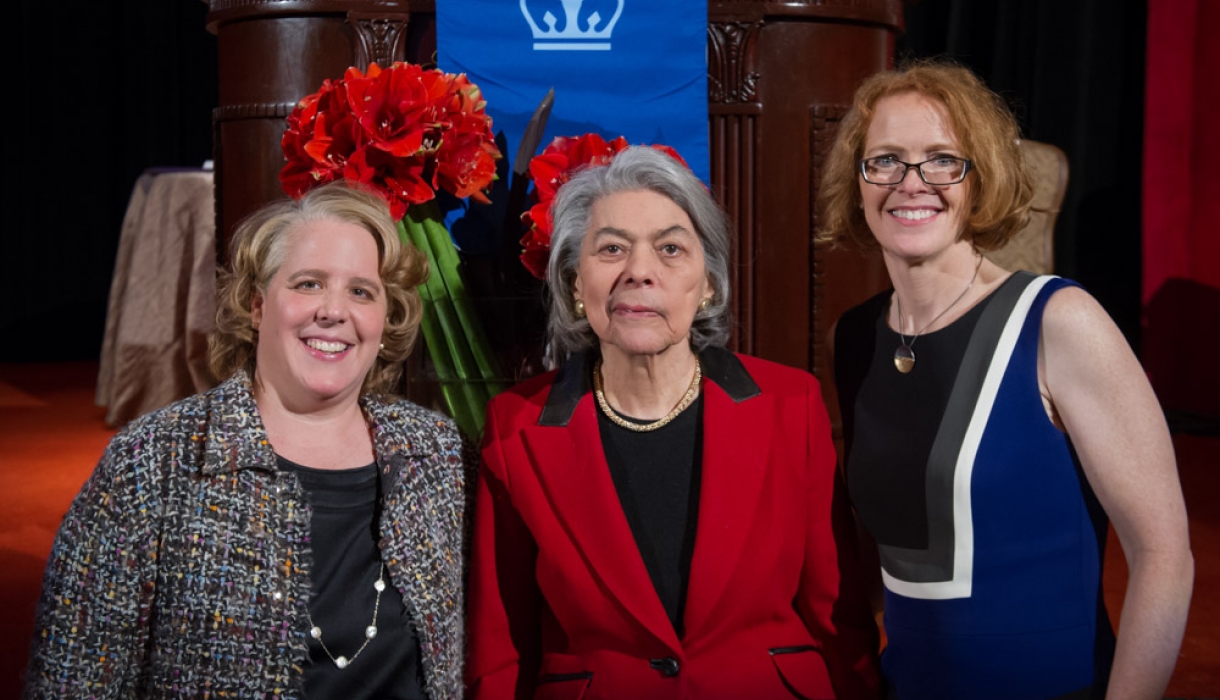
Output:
[308,563,386,669]
[893,254,983,374]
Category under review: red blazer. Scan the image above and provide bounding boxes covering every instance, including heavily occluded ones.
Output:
[468,348,881,700]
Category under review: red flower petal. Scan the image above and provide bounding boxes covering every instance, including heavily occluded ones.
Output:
[516,133,694,278]
[519,245,550,280]
[280,61,501,212]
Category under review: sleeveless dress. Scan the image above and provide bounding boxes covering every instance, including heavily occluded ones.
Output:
[834,272,1116,700]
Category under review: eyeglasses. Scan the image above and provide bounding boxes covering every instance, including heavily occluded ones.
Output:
[859,156,972,185]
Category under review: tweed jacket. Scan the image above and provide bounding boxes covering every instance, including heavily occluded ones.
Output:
[25,371,472,700]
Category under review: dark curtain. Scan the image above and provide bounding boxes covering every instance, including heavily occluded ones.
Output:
[900,0,1147,348]
[1141,0,1220,422]
[1,1,217,362]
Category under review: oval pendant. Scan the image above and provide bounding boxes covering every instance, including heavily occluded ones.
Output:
[894,344,915,374]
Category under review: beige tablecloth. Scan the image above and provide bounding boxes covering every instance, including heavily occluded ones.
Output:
[97,170,218,427]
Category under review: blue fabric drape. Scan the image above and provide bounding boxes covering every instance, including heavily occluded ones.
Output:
[438,0,710,186]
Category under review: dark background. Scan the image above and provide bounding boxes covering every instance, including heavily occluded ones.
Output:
[3,1,217,362]
[0,0,1146,361]
[901,0,1148,350]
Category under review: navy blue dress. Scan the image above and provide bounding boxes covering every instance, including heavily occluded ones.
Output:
[835,272,1115,700]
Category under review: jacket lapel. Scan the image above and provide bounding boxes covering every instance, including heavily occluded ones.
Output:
[201,371,277,476]
[683,370,775,635]
[522,397,682,652]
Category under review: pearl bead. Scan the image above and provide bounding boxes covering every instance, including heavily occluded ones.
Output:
[365,625,378,639]
[310,626,321,639]
[335,656,348,669]
[374,579,386,592]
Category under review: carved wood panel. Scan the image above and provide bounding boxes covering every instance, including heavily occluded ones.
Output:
[809,104,849,378]
[710,112,761,355]
[349,12,411,69]
[708,21,762,105]
[709,19,764,355]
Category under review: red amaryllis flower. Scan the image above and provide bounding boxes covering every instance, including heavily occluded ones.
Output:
[343,147,431,220]
[434,112,499,203]
[518,220,553,280]
[280,62,501,218]
[280,79,364,198]
[528,134,628,202]
[519,134,690,279]
[346,63,449,159]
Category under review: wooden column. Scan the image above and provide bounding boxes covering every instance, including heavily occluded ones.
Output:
[709,1,899,432]
[206,0,437,258]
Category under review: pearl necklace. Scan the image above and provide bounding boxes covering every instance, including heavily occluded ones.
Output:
[308,564,386,669]
[593,357,702,432]
[892,254,983,374]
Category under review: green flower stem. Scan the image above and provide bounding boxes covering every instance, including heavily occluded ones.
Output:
[417,205,507,394]
[402,213,488,437]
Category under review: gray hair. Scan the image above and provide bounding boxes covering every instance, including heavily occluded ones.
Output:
[545,146,733,362]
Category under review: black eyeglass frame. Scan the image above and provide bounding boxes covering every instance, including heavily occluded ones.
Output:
[858,156,973,186]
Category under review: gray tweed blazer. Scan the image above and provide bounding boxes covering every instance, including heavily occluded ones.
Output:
[25,371,472,699]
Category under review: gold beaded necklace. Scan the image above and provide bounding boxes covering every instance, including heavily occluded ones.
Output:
[593,357,702,432]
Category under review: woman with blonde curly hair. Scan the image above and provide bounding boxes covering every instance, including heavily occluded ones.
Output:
[819,62,1192,699]
[26,182,472,700]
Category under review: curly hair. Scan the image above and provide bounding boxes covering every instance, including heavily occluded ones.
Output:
[815,60,1034,252]
[208,181,427,396]
[545,146,733,362]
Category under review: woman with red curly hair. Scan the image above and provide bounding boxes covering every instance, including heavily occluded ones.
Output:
[819,61,1192,699]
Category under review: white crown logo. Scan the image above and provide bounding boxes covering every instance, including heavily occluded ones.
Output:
[520,0,625,51]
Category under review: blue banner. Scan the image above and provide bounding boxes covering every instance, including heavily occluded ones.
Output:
[438,0,710,189]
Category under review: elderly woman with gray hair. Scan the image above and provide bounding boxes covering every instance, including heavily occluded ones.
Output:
[467,147,881,700]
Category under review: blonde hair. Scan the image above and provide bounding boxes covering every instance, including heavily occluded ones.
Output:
[816,60,1034,251]
[209,182,427,396]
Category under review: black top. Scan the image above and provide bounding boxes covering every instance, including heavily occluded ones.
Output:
[277,455,426,700]
[596,394,704,637]
[834,283,1003,550]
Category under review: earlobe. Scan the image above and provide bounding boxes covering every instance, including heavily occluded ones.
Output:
[251,294,264,330]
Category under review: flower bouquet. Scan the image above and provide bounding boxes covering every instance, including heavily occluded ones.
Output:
[281,62,504,438]
[519,133,689,279]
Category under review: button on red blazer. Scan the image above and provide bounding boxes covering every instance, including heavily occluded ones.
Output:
[468,348,881,700]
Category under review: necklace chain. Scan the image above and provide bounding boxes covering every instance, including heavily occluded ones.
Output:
[307,564,385,669]
[593,357,702,432]
[892,254,983,374]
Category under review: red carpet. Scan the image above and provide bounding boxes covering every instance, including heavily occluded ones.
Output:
[1,362,1216,697]
[1,363,116,696]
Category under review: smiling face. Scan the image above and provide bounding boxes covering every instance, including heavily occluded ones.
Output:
[573,189,713,362]
[860,92,973,264]
[250,217,386,412]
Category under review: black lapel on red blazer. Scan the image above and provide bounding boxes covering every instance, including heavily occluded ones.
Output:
[527,347,769,647]
[523,393,682,651]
